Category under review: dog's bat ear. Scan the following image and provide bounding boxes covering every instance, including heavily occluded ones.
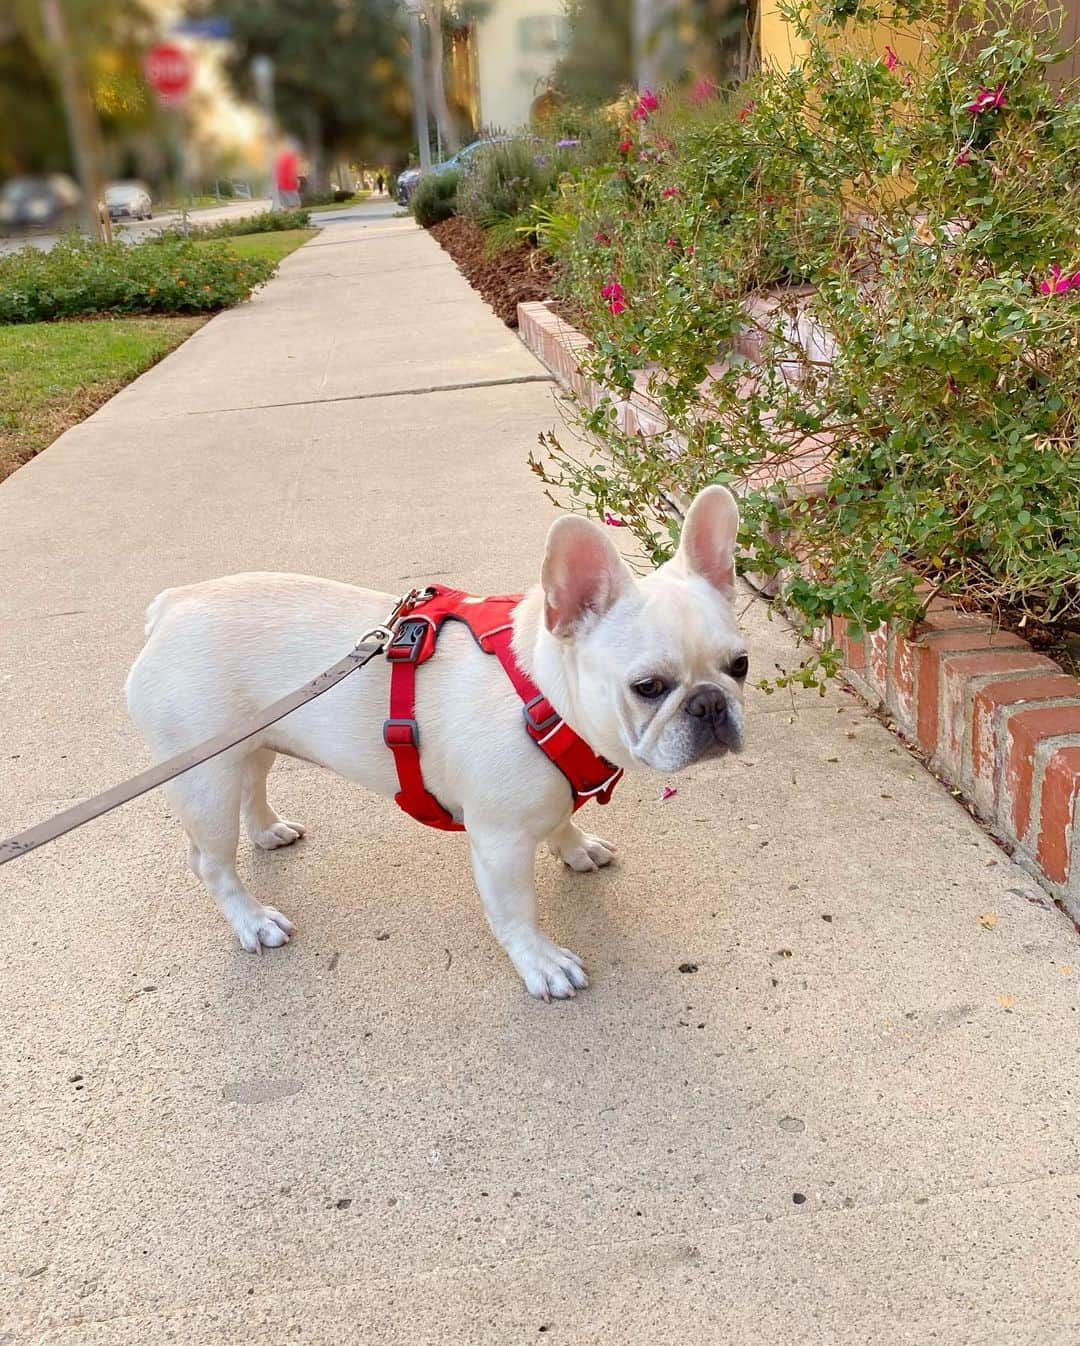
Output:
[541,515,633,637]
[668,484,739,598]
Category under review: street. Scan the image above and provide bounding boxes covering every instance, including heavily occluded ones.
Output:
[0,198,272,254]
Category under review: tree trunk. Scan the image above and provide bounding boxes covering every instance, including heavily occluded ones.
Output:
[425,0,459,157]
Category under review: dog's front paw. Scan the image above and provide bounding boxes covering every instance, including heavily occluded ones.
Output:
[508,936,589,1001]
[251,819,306,850]
[232,904,296,953]
[551,829,616,873]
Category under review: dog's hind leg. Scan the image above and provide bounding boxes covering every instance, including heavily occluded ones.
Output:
[167,753,295,952]
[241,748,306,850]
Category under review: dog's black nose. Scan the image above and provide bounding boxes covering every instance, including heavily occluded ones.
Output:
[685,685,728,722]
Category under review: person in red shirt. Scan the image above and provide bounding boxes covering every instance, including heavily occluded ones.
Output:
[274,143,301,208]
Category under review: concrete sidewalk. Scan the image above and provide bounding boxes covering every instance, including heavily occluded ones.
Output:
[2,203,1079,1346]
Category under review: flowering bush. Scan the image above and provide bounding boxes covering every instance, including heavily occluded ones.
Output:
[456,139,573,230]
[533,0,1080,681]
[0,237,276,323]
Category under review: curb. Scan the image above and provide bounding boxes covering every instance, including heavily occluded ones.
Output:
[518,298,1080,917]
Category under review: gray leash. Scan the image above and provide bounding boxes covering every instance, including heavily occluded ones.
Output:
[0,589,429,868]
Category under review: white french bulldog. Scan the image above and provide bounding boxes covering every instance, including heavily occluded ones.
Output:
[125,485,747,1000]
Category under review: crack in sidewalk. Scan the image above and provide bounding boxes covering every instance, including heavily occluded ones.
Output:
[181,373,557,417]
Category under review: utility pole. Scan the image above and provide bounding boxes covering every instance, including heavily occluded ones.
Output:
[39,0,111,240]
[251,55,281,208]
[402,0,432,172]
[633,0,658,91]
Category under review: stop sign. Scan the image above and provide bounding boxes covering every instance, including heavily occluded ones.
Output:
[144,42,193,105]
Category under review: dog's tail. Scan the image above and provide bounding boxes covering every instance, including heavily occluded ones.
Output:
[143,587,179,639]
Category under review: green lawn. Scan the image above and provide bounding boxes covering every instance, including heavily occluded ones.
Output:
[0,227,314,483]
[0,316,203,482]
[195,228,316,263]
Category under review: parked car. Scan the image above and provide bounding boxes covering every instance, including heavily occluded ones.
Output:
[0,174,81,232]
[396,137,510,206]
[105,181,153,222]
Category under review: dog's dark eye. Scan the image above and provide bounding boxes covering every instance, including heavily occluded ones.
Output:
[729,654,749,679]
[633,677,670,700]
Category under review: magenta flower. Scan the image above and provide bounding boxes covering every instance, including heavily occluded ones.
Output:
[604,511,628,527]
[661,785,678,801]
[608,297,626,314]
[968,83,1006,114]
[1039,264,1080,295]
[686,243,695,256]
[618,137,633,154]
[661,186,680,198]
[690,77,716,105]
[954,145,972,165]
[883,45,899,70]
[632,88,660,120]
[593,231,611,244]
[600,280,623,300]
[665,237,679,248]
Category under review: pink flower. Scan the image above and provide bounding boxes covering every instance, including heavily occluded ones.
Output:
[686,244,694,256]
[604,511,628,527]
[882,45,899,70]
[593,231,611,244]
[738,100,756,123]
[608,297,626,314]
[691,77,716,105]
[1039,264,1080,295]
[968,82,1006,115]
[954,146,972,165]
[632,88,660,120]
[600,279,623,300]
[665,237,679,248]
[618,138,633,154]
[661,186,680,198]
[661,785,678,801]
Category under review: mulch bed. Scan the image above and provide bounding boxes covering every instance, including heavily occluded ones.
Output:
[428,217,557,327]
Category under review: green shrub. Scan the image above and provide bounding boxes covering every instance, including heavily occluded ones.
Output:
[411,169,461,227]
[456,140,560,227]
[533,0,1080,682]
[0,236,276,324]
[159,207,311,242]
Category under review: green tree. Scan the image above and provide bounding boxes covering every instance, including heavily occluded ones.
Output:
[196,0,415,186]
[554,0,634,106]
[0,0,154,178]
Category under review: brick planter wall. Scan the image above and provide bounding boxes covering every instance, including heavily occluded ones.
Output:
[518,299,1080,917]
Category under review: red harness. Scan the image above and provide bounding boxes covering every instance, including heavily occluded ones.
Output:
[382,586,623,830]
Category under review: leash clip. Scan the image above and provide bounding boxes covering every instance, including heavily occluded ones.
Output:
[358,586,436,649]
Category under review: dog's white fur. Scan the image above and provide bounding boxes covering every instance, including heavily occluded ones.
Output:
[125,486,746,999]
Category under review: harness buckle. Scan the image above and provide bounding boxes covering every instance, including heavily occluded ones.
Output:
[383,718,419,748]
[522,694,561,734]
[385,618,430,663]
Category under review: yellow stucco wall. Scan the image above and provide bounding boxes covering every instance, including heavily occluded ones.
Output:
[759,1,928,72]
